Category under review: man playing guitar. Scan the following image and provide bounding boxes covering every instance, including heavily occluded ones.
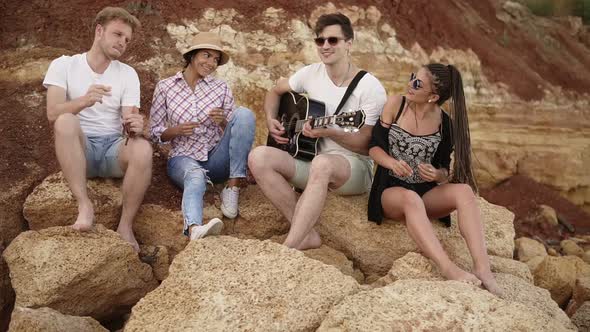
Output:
[248,13,387,250]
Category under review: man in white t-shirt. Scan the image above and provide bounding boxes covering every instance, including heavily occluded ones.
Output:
[43,7,151,251]
[248,13,387,250]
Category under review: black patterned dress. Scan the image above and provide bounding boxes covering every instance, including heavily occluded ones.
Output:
[367,96,453,226]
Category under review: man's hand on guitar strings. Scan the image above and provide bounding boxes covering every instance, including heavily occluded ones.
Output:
[302,120,332,139]
[268,118,289,144]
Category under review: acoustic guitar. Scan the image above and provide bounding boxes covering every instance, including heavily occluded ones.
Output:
[266,91,366,161]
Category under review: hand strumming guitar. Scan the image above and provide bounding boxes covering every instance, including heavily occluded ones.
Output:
[267,118,289,144]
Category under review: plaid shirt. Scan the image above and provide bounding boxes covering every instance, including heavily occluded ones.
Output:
[149,71,234,161]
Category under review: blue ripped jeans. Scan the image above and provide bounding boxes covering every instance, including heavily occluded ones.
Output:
[167,107,255,235]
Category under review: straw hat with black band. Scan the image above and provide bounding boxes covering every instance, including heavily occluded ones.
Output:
[182,32,230,66]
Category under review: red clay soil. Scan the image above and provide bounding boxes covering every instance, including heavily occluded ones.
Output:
[481,175,590,242]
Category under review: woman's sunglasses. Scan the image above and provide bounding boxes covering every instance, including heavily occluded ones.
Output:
[409,72,433,93]
[314,36,345,47]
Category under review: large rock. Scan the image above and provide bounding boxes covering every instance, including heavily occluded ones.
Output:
[562,239,585,257]
[125,237,360,331]
[374,252,533,286]
[318,279,575,331]
[304,245,365,283]
[0,162,42,245]
[566,277,590,316]
[572,301,590,331]
[371,253,569,327]
[8,307,107,332]
[133,205,188,259]
[3,226,157,320]
[317,193,515,278]
[23,172,122,230]
[534,255,590,306]
[238,187,515,279]
[139,245,170,281]
[515,237,547,262]
[230,185,289,239]
[1,244,14,326]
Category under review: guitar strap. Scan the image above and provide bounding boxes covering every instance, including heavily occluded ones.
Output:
[334,70,367,116]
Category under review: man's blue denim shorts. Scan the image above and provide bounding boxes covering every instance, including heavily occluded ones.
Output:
[84,134,125,178]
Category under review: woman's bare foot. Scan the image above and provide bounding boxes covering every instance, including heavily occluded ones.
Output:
[295,229,322,250]
[440,263,482,286]
[117,225,140,252]
[71,202,94,231]
[474,268,504,297]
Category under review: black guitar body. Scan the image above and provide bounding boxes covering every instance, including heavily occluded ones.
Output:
[267,92,326,161]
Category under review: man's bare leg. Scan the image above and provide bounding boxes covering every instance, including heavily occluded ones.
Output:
[117,138,153,251]
[283,154,351,250]
[248,146,320,249]
[54,114,94,231]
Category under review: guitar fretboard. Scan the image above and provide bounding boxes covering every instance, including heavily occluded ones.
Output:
[294,116,337,132]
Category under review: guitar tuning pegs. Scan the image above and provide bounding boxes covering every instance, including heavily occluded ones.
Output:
[343,127,351,133]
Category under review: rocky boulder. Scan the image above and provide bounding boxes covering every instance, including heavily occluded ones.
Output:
[23,172,122,230]
[534,255,590,306]
[229,185,289,239]
[572,301,590,331]
[139,245,170,281]
[124,236,359,331]
[303,245,365,283]
[238,187,515,280]
[133,204,188,259]
[566,277,590,316]
[3,226,158,320]
[318,278,575,331]
[371,252,570,327]
[373,252,532,286]
[9,307,107,332]
[562,239,585,257]
[515,237,547,262]
[317,193,515,279]
[0,162,43,245]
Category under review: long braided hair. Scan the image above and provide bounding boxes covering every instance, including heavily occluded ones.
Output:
[425,63,478,192]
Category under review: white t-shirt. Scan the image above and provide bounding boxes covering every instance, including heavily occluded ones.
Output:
[43,53,140,136]
[288,63,387,160]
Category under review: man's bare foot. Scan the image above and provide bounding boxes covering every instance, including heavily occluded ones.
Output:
[440,263,482,286]
[295,229,322,250]
[475,269,504,297]
[117,226,140,252]
[71,202,94,231]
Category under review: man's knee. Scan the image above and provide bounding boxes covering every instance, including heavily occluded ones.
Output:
[128,139,153,169]
[54,113,81,137]
[309,155,335,179]
[248,146,273,175]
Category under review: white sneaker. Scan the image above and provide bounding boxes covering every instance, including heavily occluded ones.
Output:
[189,218,224,240]
[220,186,239,219]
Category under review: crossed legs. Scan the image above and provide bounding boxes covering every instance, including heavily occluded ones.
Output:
[248,147,350,250]
[53,114,152,251]
[381,183,502,295]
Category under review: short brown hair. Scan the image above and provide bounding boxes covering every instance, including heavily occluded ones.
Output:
[314,13,354,40]
[94,7,141,32]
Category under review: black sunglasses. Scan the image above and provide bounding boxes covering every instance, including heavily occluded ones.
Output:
[409,72,433,93]
[314,36,346,47]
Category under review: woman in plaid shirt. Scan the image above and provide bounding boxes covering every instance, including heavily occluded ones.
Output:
[150,32,255,240]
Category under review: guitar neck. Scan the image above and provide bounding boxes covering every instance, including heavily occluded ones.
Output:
[294,115,337,132]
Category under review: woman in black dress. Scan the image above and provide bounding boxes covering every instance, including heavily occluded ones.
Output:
[368,63,501,296]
